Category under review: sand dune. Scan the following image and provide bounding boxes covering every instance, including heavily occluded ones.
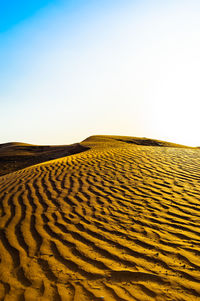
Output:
[0,142,88,177]
[0,135,200,300]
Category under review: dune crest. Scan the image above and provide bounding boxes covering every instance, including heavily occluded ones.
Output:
[0,142,89,176]
[0,135,200,300]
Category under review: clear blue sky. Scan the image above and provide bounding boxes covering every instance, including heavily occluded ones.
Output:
[1,0,200,146]
[0,1,56,32]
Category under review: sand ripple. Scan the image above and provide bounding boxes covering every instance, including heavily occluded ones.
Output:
[1,136,200,300]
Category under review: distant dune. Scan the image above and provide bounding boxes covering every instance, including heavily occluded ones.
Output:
[0,142,89,177]
[0,135,200,300]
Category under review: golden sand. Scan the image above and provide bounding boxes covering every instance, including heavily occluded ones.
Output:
[0,135,200,300]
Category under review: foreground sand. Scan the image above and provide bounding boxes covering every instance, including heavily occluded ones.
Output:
[1,135,200,300]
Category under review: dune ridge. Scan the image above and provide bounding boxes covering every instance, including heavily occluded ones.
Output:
[0,142,89,177]
[0,135,200,300]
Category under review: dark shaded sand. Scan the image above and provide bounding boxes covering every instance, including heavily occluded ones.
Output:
[0,135,200,300]
[0,142,89,177]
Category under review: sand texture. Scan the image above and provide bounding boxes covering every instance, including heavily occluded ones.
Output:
[0,135,200,300]
[0,142,88,177]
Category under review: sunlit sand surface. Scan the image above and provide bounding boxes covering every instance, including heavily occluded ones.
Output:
[1,135,200,300]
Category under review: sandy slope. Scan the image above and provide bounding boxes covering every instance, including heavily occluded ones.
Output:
[0,142,88,177]
[0,135,200,300]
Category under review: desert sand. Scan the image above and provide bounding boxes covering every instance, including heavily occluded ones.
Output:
[0,135,200,300]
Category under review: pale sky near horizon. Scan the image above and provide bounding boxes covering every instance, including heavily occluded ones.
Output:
[1,0,200,146]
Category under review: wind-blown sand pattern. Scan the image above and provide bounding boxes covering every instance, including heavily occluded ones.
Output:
[1,135,200,300]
